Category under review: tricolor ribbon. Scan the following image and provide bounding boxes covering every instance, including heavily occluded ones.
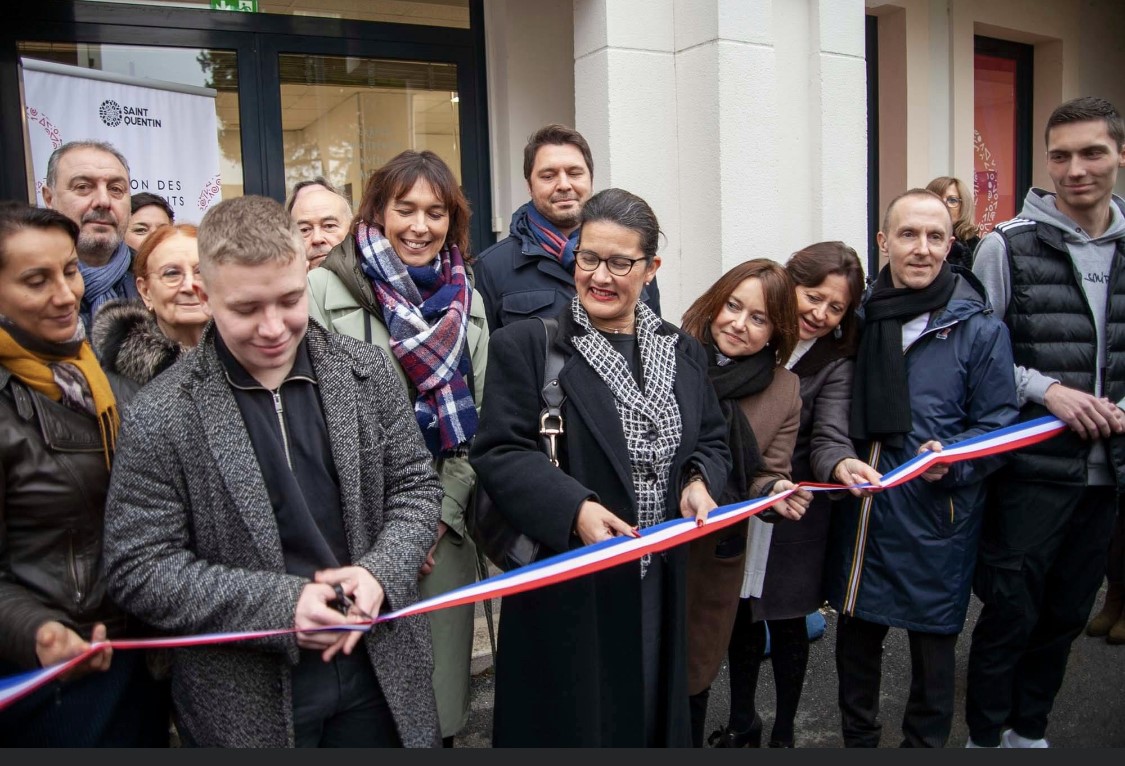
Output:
[0,415,1068,712]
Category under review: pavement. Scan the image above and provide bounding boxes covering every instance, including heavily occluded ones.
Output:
[454,581,1125,748]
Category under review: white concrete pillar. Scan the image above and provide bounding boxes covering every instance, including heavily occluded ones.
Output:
[574,0,871,321]
[574,0,682,313]
[674,0,778,317]
[811,0,869,257]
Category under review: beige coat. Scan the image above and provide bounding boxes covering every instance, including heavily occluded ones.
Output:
[685,367,801,694]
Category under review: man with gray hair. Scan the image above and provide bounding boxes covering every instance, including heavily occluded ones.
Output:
[102,194,443,747]
[41,140,138,330]
[286,177,353,271]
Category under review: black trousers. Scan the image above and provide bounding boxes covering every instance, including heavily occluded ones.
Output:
[1107,502,1125,586]
[835,614,958,748]
[966,483,1118,745]
[292,648,401,747]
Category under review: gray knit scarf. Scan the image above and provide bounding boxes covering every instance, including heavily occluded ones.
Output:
[571,298,683,578]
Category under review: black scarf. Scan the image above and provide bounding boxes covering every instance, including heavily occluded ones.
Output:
[849,262,956,448]
[706,343,774,504]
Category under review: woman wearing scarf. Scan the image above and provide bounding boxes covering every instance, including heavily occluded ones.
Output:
[92,224,208,386]
[469,188,731,747]
[695,244,882,749]
[307,150,485,747]
[0,202,168,745]
[679,259,814,748]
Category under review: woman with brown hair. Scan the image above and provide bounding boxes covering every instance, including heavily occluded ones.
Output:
[307,150,485,747]
[926,176,980,270]
[736,242,882,748]
[680,258,813,747]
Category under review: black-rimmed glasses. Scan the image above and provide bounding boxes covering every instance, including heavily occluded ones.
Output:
[574,250,648,276]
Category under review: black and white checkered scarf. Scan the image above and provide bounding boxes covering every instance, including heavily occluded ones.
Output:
[571,298,682,577]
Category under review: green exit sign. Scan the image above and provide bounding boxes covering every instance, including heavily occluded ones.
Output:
[211,0,258,11]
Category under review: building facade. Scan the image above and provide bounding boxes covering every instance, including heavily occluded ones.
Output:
[3,0,1124,320]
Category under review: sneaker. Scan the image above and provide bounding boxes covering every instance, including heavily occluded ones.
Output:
[1001,728,1049,748]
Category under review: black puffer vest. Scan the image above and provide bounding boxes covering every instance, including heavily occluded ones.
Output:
[998,216,1125,488]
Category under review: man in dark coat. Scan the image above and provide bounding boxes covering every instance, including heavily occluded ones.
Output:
[966,96,1125,749]
[473,124,660,331]
[102,195,443,747]
[825,189,1018,748]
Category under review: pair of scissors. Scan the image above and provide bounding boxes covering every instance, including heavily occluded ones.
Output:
[332,584,375,622]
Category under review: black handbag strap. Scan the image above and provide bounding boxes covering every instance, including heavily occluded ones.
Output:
[537,317,566,467]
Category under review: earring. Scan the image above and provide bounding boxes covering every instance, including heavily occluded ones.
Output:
[833,325,843,340]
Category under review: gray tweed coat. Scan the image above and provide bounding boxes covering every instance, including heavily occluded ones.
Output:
[103,319,443,747]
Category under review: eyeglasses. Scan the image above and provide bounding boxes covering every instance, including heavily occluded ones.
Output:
[574,250,648,276]
[150,266,201,288]
[943,196,962,207]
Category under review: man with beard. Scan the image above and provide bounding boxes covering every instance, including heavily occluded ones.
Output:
[287,177,353,271]
[474,124,661,331]
[42,140,139,331]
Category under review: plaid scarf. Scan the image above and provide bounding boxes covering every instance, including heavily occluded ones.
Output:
[525,204,578,269]
[571,298,682,578]
[355,222,477,456]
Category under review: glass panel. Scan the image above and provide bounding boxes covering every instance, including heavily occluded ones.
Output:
[86,0,471,28]
[279,53,460,206]
[973,53,1018,235]
[17,41,242,220]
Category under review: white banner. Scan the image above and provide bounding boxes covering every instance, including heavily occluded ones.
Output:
[21,58,222,224]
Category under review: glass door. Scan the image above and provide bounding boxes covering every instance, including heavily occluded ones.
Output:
[258,30,491,251]
[277,53,461,209]
[2,1,491,251]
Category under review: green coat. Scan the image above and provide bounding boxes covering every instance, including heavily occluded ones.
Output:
[308,237,488,738]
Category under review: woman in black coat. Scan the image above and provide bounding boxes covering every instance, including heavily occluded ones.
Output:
[469,188,731,747]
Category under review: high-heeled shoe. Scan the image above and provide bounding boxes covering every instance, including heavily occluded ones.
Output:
[768,738,795,748]
[707,714,762,748]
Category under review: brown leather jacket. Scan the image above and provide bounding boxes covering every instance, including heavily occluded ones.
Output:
[0,365,138,670]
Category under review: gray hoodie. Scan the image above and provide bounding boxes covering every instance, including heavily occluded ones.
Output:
[972,188,1125,484]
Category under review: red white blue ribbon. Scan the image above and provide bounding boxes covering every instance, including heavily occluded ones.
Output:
[0,415,1068,712]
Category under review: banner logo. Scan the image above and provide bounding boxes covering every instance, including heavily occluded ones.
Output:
[99,98,163,129]
[99,99,123,127]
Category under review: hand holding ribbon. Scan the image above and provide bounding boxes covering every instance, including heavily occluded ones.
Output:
[0,415,1070,714]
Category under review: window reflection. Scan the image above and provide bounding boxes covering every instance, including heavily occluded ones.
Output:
[280,54,460,206]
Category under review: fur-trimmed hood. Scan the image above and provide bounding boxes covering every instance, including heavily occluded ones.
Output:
[90,299,186,386]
